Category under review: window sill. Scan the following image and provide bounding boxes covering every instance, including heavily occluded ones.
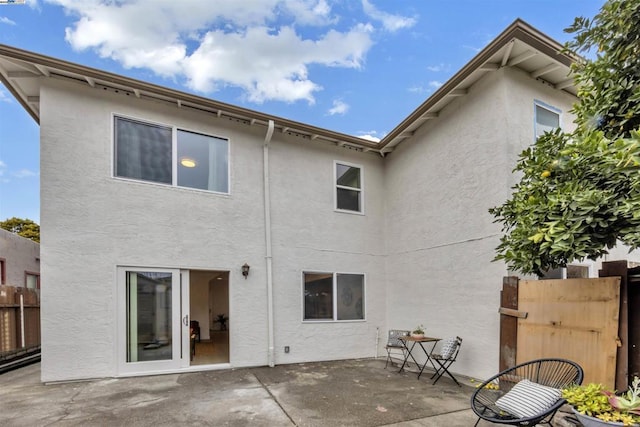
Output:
[333,208,365,216]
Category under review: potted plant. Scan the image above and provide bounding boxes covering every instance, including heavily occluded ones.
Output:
[214,313,228,331]
[411,325,425,339]
[563,376,640,426]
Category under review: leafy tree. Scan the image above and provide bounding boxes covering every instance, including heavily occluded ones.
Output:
[490,0,640,275]
[0,217,40,243]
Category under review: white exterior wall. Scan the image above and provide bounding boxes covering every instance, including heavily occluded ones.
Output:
[0,228,40,287]
[268,135,386,364]
[39,63,632,383]
[384,67,578,380]
[39,78,386,381]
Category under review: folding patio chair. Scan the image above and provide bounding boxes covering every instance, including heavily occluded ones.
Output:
[429,336,462,386]
[384,329,410,368]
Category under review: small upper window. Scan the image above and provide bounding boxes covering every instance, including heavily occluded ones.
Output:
[335,162,362,213]
[535,103,560,139]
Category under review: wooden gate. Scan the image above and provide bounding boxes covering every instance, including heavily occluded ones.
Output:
[502,277,620,389]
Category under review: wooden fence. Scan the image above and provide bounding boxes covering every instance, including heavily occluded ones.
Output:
[0,285,40,354]
[500,276,622,389]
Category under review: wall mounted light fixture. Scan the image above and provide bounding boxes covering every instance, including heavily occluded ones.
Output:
[242,263,250,279]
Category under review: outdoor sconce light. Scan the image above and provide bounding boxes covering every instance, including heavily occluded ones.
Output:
[242,263,250,279]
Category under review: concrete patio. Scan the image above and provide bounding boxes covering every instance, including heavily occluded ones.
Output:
[0,358,576,426]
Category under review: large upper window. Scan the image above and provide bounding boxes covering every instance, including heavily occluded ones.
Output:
[115,116,229,193]
[335,162,362,213]
[534,102,560,139]
[303,272,365,321]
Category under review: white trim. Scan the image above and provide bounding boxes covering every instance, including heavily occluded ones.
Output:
[301,270,366,322]
[116,266,184,376]
[111,113,231,195]
[533,100,562,140]
[333,160,365,215]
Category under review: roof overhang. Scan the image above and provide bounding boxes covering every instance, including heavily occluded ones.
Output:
[0,19,578,156]
[378,19,579,154]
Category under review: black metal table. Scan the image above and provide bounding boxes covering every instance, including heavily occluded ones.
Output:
[398,336,441,379]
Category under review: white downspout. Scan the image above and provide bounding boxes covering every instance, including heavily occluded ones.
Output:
[263,120,275,367]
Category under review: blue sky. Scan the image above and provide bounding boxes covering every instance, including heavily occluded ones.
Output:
[0,0,604,223]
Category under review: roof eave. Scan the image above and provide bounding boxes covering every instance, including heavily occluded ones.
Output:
[378,19,578,152]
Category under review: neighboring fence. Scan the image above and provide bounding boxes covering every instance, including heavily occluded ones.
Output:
[0,285,40,355]
[500,275,622,390]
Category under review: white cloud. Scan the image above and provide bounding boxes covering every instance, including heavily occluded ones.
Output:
[328,99,349,115]
[0,88,12,103]
[12,169,38,178]
[463,44,482,53]
[0,16,16,25]
[47,0,379,104]
[408,85,426,94]
[429,80,443,89]
[0,160,6,182]
[184,24,372,103]
[357,130,381,142]
[426,63,448,72]
[361,0,416,32]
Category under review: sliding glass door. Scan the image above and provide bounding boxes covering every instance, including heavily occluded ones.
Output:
[117,267,189,375]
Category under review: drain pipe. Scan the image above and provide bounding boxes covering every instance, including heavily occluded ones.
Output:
[263,120,276,367]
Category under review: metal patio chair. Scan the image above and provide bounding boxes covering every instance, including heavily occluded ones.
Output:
[429,336,462,386]
[470,358,583,426]
[384,329,410,368]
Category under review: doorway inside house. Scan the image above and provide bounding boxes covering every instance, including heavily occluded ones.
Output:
[188,270,230,366]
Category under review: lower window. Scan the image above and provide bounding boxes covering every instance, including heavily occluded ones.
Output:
[303,272,365,321]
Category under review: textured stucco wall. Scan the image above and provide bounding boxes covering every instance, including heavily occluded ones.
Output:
[40,63,614,383]
[267,134,386,364]
[39,78,386,381]
[383,67,578,381]
[0,228,40,287]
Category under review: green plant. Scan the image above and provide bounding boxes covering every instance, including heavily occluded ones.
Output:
[489,0,640,275]
[412,325,425,335]
[563,377,640,425]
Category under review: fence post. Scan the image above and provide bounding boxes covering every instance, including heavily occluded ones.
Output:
[499,276,519,372]
[599,261,629,391]
[19,294,25,348]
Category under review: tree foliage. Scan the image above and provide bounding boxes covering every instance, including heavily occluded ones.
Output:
[0,217,40,243]
[490,0,640,275]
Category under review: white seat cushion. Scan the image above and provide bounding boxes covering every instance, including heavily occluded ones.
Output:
[495,379,561,419]
[437,338,457,359]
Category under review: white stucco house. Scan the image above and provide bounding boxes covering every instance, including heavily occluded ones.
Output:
[0,228,40,290]
[1,20,630,383]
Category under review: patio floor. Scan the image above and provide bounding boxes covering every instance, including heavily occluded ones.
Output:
[0,358,576,426]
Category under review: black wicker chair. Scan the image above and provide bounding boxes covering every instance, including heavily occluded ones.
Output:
[470,358,583,426]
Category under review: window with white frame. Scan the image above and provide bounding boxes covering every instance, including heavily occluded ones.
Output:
[335,162,362,213]
[114,116,229,193]
[303,272,365,321]
[534,102,560,139]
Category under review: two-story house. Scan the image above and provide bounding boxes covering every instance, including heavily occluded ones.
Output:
[0,20,614,382]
